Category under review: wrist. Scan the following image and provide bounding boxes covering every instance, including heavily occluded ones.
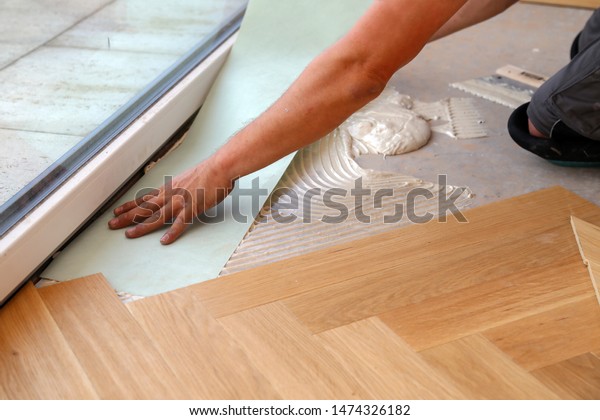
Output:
[205,148,239,187]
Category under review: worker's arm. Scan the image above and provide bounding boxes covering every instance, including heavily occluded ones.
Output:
[430,0,519,41]
[109,0,468,244]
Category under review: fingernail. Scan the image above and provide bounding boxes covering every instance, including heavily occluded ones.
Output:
[160,233,170,244]
[125,228,135,237]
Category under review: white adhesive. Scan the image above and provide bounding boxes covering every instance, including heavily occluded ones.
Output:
[221,88,476,276]
[340,89,487,157]
[342,90,431,156]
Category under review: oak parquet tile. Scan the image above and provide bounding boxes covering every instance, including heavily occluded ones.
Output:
[484,297,600,371]
[316,317,464,399]
[380,256,592,350]
[284,191,596,334]
[0,282,97,399]
[532,353,600,399]
[194,188,600,320]
[419,335,558,399]
[217,302,369,399]
[571,217,600,307]
[39,274,186,399]
[128,290,280,399]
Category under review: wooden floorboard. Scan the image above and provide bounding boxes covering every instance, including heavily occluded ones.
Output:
[142,187,600,399]
[572,217,600,264]
[0,282,97,399]
[419,335,558,399]
[315,317,464,399]
[380,255,592,351]
[190,236,429,318]
[127,290,280,399]
[590,261,600,306]
[193,187,599,319]
[284,188,598,334]
[484,297,600,371]
[4,187,600,399]
[38,274,187,399]
[571,217,600,307]
[532,353,600,399]
[217,302,369,399]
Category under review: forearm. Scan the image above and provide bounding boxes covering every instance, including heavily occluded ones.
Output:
[430,0,518,41]
[210,0,468,181]
[210,53,385,181]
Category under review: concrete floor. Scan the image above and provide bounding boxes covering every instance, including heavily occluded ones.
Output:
[358,3,599,207]
[0,0,245,205]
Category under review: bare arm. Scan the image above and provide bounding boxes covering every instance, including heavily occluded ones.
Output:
[430,0,519,41]
[212,0,470,181]
[110,0,469,244]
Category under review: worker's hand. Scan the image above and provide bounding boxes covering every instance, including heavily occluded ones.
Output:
[108,161,235,245]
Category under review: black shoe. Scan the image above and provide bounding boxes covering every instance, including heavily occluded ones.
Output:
[507,102,600,167]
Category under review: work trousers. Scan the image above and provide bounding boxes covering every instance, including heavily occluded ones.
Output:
[528,9,600,140]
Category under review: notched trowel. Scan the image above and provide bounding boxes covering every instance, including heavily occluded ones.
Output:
[450,65,548,109]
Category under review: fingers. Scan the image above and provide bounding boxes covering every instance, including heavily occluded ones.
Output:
[113,200,138,216]
[159,205,192,245]
[159,185,230,245]
[108,194,165,229]
[108,168,232,244]
[113,189,160,216]
[125,197,181,239]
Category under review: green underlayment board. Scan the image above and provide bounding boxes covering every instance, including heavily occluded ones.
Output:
[42,0,371,296]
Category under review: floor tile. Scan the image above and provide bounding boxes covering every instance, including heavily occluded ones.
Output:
[0,0,113,70]
[0,46,178,136]
[0,129,80,204]
[49,0,246,55]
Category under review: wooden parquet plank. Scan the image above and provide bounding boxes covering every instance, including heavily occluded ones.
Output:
[571,217,600,307]
[5,187,598,400]
[127,290,280,399]
[193,188,600,319]
[419,335,558,399]
[484,297,600,371]
[284,190,598,334]
[532,353,600,399]
[0,282,97,399]
[38,274,186,399]
[315,317,464,399]
[590,262,600,306]
[217,302,369,399]
[379,255,592,350]
[572,217,600,265]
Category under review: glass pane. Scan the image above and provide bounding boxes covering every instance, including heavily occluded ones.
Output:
[0,0,246,231]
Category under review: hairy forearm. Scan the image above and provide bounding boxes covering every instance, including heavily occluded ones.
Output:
[430,0,518,41]
[211,53,385,181]
[209,0,469,182]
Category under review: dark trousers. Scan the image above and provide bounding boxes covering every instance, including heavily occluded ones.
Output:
[528,9,600,141]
